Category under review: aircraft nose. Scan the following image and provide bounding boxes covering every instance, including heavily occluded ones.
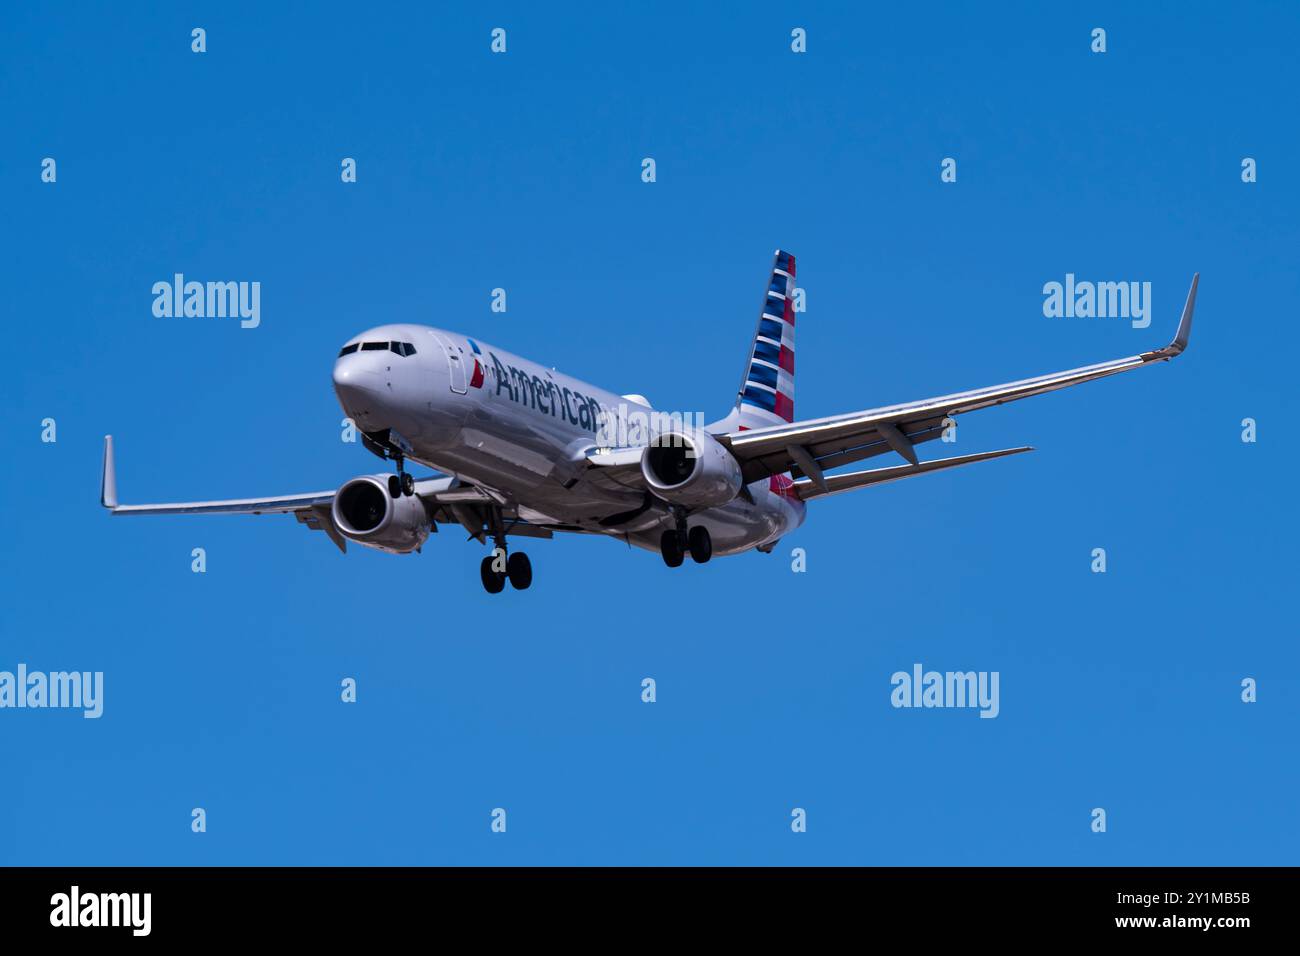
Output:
[332,357,386,420]
[333,358,376,390]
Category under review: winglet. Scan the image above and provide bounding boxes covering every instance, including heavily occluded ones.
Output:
[101,435,118,510]
[1146,273,1198,361]
[1170,272,1198,355]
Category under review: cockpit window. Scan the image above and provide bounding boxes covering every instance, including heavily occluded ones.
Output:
[346,340,417,356]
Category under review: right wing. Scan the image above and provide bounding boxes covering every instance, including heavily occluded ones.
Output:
[718,273,1198,484]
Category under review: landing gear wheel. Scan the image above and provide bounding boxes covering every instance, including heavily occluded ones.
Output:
[401,472,415,496]
[480,555,506,594]
[660,529,684,568]
[688,526,712,564]
[506,552,533,590]
[387,474,402,499]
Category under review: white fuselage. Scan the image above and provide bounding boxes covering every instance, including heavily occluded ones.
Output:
[331,323,805,556]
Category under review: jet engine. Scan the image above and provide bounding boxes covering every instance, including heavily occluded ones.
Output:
[641,431,743,509]
[331,476,430,554]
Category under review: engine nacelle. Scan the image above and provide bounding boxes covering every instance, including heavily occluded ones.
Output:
[641,430,743,509]
[331,476,430,554]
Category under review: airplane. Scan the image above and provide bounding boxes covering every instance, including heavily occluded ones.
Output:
[100,252,1199,593]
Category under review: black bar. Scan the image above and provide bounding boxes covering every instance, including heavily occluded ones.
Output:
[0,867,1282,941]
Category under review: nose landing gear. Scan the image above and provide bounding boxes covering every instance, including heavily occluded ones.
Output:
[387,456,417,498]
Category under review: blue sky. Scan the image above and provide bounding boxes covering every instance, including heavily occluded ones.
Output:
[2,2,1296,864]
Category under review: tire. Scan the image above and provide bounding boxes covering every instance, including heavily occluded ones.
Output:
[401,472,415,496]
[506,551,533,590]
[387,474,402,499]
[480,555,506,593]
[660,529,684,568]
[688,525,712,564]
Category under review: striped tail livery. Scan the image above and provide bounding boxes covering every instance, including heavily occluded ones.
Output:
[729,249,797,430]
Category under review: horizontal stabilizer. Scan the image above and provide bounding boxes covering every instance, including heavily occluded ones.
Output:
[794,446,1033,500]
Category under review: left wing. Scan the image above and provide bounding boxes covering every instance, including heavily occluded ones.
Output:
[719,273,1198,484]
[100,436,569,552]
[100,436,335,515]
[101,435,350,550]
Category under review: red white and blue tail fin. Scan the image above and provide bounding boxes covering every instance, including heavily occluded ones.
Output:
[713,250,797,432]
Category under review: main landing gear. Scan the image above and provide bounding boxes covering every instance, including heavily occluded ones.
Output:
[660,520,712,568]
[479,507,533,593]
[480,551,532,593]
[387,456,416,498]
